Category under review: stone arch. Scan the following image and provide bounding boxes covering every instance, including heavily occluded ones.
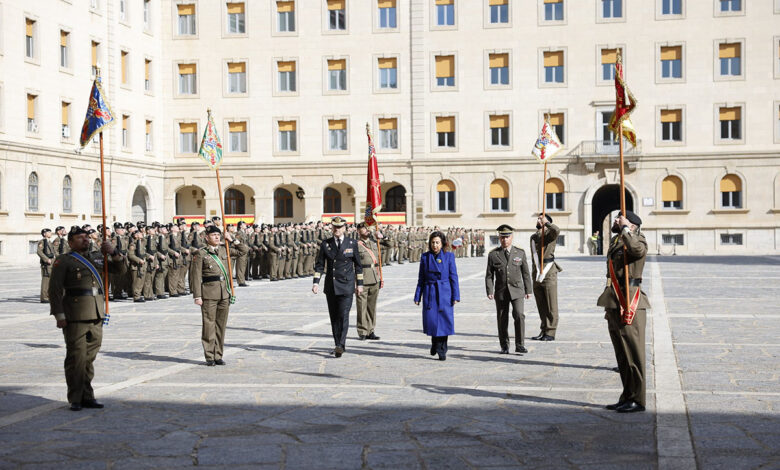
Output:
[175,185,207,217]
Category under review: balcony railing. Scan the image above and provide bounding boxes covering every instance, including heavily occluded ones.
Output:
[570,139,642,158]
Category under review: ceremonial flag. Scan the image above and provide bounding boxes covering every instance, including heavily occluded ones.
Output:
[531,119,563,162]
[198,110,223,170]
[608,51,638,147]
[364,124,382,226]
[79,73,115,147]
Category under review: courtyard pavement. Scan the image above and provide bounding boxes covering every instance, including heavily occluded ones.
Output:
[0,255,778,469]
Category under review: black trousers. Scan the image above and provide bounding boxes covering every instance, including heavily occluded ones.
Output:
[326,293,352,349]
[495,295,525,348]
[431,336,448,355]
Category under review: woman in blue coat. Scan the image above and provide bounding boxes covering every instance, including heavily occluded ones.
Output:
[414,231,460,360]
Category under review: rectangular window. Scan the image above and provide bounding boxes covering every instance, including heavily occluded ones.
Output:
[61,102,70,139]
[719,106,741,140]
[601,48,618,81]
[489,115,509,146]
[119,0,127,20]
[660,109,682,141]
[436,0,455,26]
[278,61,296,92]
[438,191,455,212]
[378,118,398,149]
[490,0,508,24]
[435,55,455,87]
[602,0,622,18]
[328,119,348,150]
[378,0,397,28]
[720,233,743,245]
[277,1,295,32]
[227,62,247,93]
[719,43,741,76]
[549,113,565,144]
[227,3,246,34]
[228,121,247,152]
[29,241,39,255]
[663,200,682,209]
[278,120,297,151]
[145,59,152,92]
[60,30,69,68]
[489,53,509,85]
[144,0,151,29]
[145,120,152,151]
[662,0,681,14]
[378,58,398,89]
[328,59,347,90]
[491,197,508,211]
[546,193,563,211]
[328,0,346,30]
[27,94,37,133]
[661,234,684,245]
[556,235,566,247]
[121,50,129,84]
[178,63,197,94]
[601,111,616,146]
[543,51,564,83]
[436,116,455,148]
[179,122,197,153]
[720,0,741,12]
[661,46,682,78]
[544,0,563,21]
[122,115,130,148]
[177,4,196,35]
[721,191,741,208]
[25,19,35,59]
[91,41,100,76]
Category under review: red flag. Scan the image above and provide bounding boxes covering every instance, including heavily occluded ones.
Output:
[608,51,638,147]
[365,124,382,226]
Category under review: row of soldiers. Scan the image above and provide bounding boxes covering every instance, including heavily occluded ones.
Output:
[38,220,487,303]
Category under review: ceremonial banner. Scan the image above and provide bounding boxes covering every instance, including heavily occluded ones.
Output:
[79,74,115,147]
[608,51,638,147]
[531,119,563,162]
[198,111,223,170]
[364,125,382,226]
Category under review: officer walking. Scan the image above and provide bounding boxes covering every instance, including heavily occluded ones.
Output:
[599,211,650,413]
[48,227,126,410]
[486,225,533,354]
[355,222,383,341]
[312,217,364,358]
[190,225,235,366]
[530,215,562,341]
[37,228,55,303]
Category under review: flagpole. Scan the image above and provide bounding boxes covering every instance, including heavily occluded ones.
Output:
[375,225,384,284]
[215,168,235,296]
[618,123,630,313]
[540,160,547,279]
[99,131,109,320]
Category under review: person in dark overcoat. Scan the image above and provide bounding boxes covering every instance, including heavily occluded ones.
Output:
[414,231,460,361]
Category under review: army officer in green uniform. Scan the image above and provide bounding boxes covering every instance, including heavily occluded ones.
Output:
[598,211,650,413]
[485,225,532,354]
[190,225,235,366]
[48,227,126,411]
[355,222,383,341]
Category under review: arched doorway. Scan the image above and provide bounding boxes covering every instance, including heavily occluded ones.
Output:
[385,184,406,212]
[175,185,206,217]
[132,186,149,223]
[323,187,341,213]
[274,187,294,224]
[225,188,246,214]
[322,183,356,223]
[591,184,634,255]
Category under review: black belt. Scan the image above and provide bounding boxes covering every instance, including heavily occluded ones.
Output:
[65,287,103,297]
[542,258,555,263]
[362,263,377,268]
[202,275,224,282]
[611,278,642,287]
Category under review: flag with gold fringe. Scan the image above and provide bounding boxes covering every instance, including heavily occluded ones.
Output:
[198,110,223,170]
[79,72,115,147]
[608,51,638,147]
[531,118,563,162]
[364,124,382,226]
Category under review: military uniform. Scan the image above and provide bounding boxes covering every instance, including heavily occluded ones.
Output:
[598,216,650,411]
[486,241,532,352]
[356,236,381,339]
[37,233,55,302]
[48,241,125,407]
[128,235,147,301]
[530,221,561,340]
[190,242,233,364]
[166,230,183,295]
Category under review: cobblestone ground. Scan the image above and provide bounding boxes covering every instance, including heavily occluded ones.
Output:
[0,255,778,469]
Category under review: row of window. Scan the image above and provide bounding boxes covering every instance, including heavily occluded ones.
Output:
[660,233,745,247]
[25,173,102,214]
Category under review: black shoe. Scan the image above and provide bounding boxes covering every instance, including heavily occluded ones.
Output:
[516,346,528,354]
[430,346,436,356]
[239,284,249,287]
[438,353,446,361]
[69,402,82,411]
[108,296,114,301]
[358,335,366,340]
[214,359,225,366]
[531,333,545,340]
[40,300,50,304]
[616,401,645,413]
[134,297,145,303]
[500,348,509,354]
[366,333,381,340]
[159,294,169,299]
[541,335,555,341]
[205,360,215,366]
[334,346,343,358]
[81,399,104,409]
[120,294,129,300]
[605,401,626,411]
[170,293,179,298]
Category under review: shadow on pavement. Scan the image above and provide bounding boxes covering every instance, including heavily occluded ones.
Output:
[101,351,203,365]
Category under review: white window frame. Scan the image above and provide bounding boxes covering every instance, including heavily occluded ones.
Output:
[431,113,458,153]
[597,0,626,23]
[175,2,198,37]
[274,117,300,155]
[376,2,398,31]
[226,120,248,154]
[714,102,745,145]
[24,16,39,64]
[274,58,298,96]
[225,2,246,36]
[430,0,457,31]
[538,109,568,148]
[656,0,685,19]
[485,0,511,28]
[373,54,401,94]
[596,107,618,153]
[323,0,349,34]
[485,111,512,151]
[713,38,745,82]
[713,0,744,17]
[143,0,152,31]
[596,44,625,86]
[484,49,512,90]
[538,0,565,25]
[655,42,686,84]
[323,56,349,95]
[374,114,401,153]
[59,28,71,71]
[324,116,349,154]
[431,52,458,92]
[272,0,297,36]
[225,60,248,96]
[655,105,686,147]
[176,62,198,97]
[121,114,131,150]
[177,121,199,154]
[26,91,40,136]
[144,119,153,153]
[538,47,567,88]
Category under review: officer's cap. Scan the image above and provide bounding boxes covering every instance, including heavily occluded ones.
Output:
[137,221,146,228]
[625,211,642,226]
[205,226,222,235]
[211,216,221,221]
[67,226,88,240]
[55,226,65,231]
[113,222,123,229]
[496,224,514,236]
[191,221,200,227]
[356,222,367,229]
[331,216,346,228]
[87,229,97,235]
[41,228,51,236]
[543,214,553,223]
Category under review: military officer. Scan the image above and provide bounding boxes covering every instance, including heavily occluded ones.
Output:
[355,222,383,341]
[37,228,55,303]
[485,225,533,354]
[166,223,183,296]
[599,211,650,413]
[530,215,562,341]
[190,225,234,366]
[312,217,364,358]
[49,227,126,410]
[52,226,70,256]
[109,222,129,300]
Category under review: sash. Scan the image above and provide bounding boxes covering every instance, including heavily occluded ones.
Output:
[608,258,640,325]
[69,252,105,292]
[530,239,553,283]
[208,250,236,304]
[357,240,378,265]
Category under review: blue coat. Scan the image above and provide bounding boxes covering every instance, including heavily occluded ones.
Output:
[414,250,460,336]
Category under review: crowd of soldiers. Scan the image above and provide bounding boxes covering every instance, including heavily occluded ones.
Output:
[38,219,487,303]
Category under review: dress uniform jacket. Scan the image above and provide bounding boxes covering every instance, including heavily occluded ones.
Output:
[190,245,231,362]
[314,237,364,295]
[485,246,532,300]
[597,230,650,310]
[414,250,460,337]
[38,238,55,302]
[49,251,126,322]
